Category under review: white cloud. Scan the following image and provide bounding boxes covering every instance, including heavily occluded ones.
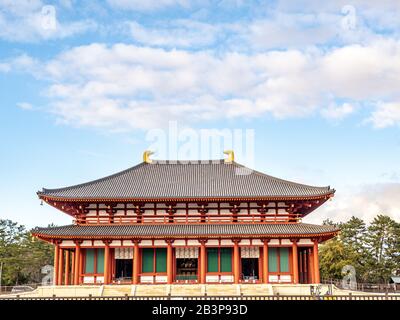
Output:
[321,103,356,120]
[4,37,400,131]
[306,183,400,224]
[107,0,189,11]
[17,102,34,110]
[0,62,10,72]
[127,20,223,48]
[367,102,400,128]
[0,0,96,42]
[320,40,400,100]
[243,13,341,50]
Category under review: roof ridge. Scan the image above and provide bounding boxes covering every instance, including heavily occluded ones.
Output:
[38,159,335,199]
[38,162,147,195]
[231,162,331,191]
[151,159,224,164]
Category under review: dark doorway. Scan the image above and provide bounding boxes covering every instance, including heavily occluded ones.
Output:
[115,259,132,280]
[176,258,198,282]
[298,248,310,284]
[241,258,259,281]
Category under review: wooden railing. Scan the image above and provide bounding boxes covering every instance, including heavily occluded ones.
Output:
[75,213,301,225]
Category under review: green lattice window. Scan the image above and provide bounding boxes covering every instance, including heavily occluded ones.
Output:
[155,248,167,273]
[207,248,218,272]
[84,248,104,274]
[142,248,167,273]
[207,248,232,273]
[85,249,95,273]
[97,249,104,273]
[220,248,232,272]
[280,248,289,272]
[268,248,278,272]
[268,247,290,273]
[142,248,154,273]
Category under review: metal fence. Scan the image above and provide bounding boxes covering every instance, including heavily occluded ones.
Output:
[0,284,40,295]
[2,294,400,300]
[321,279,400,293]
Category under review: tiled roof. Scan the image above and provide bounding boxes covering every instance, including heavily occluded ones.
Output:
[32,223,339,239]
[38,160,334,200]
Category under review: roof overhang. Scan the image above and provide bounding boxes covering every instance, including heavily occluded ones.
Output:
[32,223,339,243]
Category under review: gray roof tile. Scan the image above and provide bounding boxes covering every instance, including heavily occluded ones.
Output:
[32,223,339,239]
[38,160,334,200]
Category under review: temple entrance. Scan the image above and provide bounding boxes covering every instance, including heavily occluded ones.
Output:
[115,259,132,281]
[241,258,259,281]
[298,248,311,284]
[175,247,199,282]
[176,258,198,282]
[114,248,134,282]
[240,247,260,282]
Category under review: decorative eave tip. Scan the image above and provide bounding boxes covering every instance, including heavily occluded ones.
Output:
[223,150,234,163]
[143,150,154,164]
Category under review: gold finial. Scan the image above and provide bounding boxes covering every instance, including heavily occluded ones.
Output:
[223,150,234,163]
[143,150,154,163]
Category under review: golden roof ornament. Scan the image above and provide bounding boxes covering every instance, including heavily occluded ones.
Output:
[143,150,154,164]
[223,150,234,163]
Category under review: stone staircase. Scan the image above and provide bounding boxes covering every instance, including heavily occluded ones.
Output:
[2,283,359,298]
[102,285,132,297]
[170,284,204,296]
[205,284,240,296]
[135,284,169,296]
[240,284,272,296]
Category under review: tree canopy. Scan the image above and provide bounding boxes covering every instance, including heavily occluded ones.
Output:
[0,219,53,286]
[320,214,400,283]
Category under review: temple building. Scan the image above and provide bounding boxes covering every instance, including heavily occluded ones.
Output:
[32,151,339,286]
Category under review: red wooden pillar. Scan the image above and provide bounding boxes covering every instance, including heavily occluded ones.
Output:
[58,247,64,285]
[74,242,81,285]
[313,240,320,284]
[309,247,315,283]
[78,248,83,284]
[292,240,299,284]
[167,240,174,284]
[132,241,140,284]
[262,239,269,284]
[65,250,70,285]
[53,243,60,285]
[199,240,206,284]
[71,252,75,285]
[104,242,110,284]
[110,248,115,283]
[233,240,240,284]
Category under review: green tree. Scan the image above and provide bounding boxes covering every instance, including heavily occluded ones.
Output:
[365,215,400,283]
[319,215,400,283]
[319,238,356,280]
[0,219,53,286]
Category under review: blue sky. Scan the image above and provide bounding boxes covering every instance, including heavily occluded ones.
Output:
[1,0,400,228]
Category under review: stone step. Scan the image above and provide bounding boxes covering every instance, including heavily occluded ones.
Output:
[206,284,239,296]
[170,285,203,296]
[240,284,272,296]
[135,285,169,296]
[102,285,132,296]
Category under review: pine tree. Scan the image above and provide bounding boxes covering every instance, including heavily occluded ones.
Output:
[0,219,53,286]
[365,215,400,283]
